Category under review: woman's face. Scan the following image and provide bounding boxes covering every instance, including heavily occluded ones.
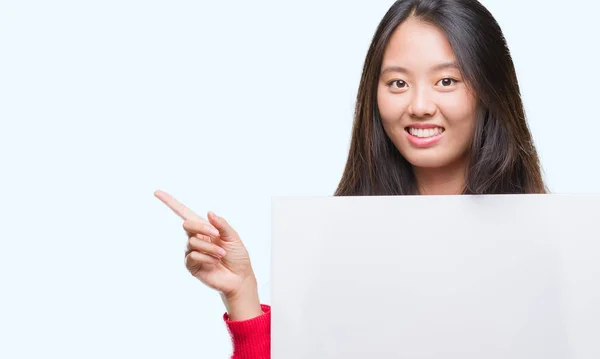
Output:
[377,17,478,170]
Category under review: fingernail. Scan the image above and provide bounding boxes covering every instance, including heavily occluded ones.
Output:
[207,226,219,236]
[217,247,226,256]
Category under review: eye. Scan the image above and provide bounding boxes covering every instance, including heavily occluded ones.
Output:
[436,78,457,87]
[388,80,408,89]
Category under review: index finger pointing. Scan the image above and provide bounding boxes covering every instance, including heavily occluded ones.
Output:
[154,189,200,220]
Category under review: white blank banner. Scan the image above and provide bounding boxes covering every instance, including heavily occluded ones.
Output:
[271,194,600,358]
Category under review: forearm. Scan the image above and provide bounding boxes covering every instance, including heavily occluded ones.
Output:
[224,303,271,359]
[222,277,271,358]
[221,276,263,321]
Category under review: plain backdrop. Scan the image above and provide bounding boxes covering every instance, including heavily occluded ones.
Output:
[0,0,598,357]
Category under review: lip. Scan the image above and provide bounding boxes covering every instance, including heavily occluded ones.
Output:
[405,123,444,129]
[404,127,444,147]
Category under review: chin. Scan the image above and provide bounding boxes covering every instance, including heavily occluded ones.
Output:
[405,156,449,168]
[400,148,461,169]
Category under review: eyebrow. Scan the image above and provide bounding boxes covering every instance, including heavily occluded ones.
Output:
[380,62,459,75]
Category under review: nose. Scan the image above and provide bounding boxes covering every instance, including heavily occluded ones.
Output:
[408,87,437,117]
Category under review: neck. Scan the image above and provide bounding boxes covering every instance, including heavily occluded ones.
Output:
[413,163,467,195]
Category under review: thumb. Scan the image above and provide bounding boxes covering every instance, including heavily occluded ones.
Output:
[207,211,238,241]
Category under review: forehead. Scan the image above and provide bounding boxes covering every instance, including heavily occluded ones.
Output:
[382,17,457,68]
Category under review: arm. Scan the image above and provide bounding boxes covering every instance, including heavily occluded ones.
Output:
[222,279,271,359]
[224,304,271,359]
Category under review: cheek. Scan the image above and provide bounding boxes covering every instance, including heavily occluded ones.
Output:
[377,86,408,126]
[439,91,478,133]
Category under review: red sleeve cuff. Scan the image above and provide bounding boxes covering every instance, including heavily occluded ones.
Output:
[224,304,271,359]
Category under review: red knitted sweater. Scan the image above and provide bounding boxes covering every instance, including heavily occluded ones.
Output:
[223,304,271,359]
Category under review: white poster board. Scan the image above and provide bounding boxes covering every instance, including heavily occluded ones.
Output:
[271,194,600,359]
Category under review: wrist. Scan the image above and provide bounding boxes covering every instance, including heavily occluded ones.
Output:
[221,276,263,321]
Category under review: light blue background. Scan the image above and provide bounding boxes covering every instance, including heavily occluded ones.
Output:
[0,0,598,357]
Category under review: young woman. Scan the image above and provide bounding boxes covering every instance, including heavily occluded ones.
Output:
[156,0,547,357]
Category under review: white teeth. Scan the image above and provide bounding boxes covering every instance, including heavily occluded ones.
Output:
[408,127,443,138]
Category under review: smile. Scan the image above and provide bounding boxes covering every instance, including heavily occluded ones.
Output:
[404,125,445,147]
